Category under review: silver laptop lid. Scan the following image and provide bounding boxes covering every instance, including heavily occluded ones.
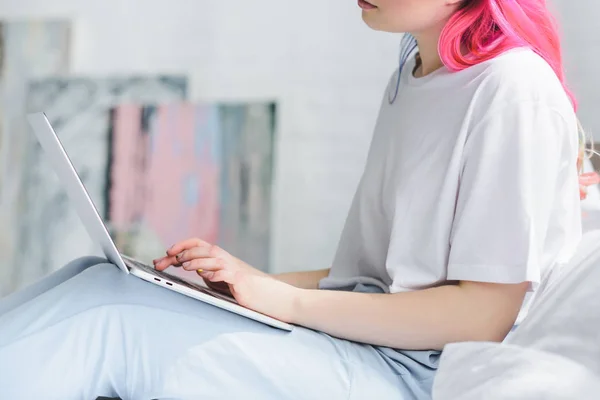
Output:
[26,112,129,274]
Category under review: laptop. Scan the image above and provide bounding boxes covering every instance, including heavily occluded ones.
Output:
[27,112,293,332]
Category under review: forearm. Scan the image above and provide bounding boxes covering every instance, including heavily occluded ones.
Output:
[290,281,528,350]
[272,269,330,289]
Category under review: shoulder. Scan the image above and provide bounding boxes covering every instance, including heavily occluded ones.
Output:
[460,49,579,154]
[468,48,574,113]
[460,48,577,142]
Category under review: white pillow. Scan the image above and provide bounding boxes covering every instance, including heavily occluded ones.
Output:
[432,342,600,400]
[506,230,600,374]
[433,231,600,399]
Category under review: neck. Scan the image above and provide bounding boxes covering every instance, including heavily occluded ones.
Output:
[412,27,445,77]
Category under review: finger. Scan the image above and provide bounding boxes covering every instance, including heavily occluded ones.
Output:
[166,238,209,257]
[181,258,224,271]
[154,256,179,271]
[580,186,588,200]
[579,172,600,186]
[176,245,222,263]
[198,270,214,279]
[152,256,165,266]
[153,255,172,265]
[207,269,236,284]
[175,245,216,263]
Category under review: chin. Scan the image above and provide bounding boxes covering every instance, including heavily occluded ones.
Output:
[361,13,384,31]
[361,13,399,33]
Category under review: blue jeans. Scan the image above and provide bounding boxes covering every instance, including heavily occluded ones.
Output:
[0,257,439,399]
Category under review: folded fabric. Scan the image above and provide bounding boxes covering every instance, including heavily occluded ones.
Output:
[432,342,600,400]
[506,230,600,375]
[433,230,600,398]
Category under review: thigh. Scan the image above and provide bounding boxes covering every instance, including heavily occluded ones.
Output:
[0,255,105,317]
[0,263,430,399]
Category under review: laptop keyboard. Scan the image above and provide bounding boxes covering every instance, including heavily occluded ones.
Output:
[121,255,238,304]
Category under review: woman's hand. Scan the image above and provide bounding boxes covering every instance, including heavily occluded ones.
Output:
[153,237,299,322]
[153,238,266,278]
[579,172,600,200]
[202,269,300,323]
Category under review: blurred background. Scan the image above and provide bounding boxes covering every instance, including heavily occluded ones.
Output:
[0,0,598,297]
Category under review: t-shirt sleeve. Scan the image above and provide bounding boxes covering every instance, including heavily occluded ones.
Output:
[447,101,577,286]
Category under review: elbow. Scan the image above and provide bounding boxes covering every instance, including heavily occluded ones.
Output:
[454,310,519,344]
[469,321,515,343]
[456,281,529,343]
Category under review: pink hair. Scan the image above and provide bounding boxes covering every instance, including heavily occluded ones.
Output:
[439,0,577,112]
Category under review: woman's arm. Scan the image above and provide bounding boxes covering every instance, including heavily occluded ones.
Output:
[290,281,528,350]
[171,240,528,349]
[272,269,330,289]
[155,239,329,290]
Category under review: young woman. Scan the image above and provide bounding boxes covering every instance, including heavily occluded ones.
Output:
[0,0,584,398]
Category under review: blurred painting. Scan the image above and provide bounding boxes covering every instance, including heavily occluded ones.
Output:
[108,103,276,276]
[7,77,187,295]
[218,104,276,272]
[0,20,70,297]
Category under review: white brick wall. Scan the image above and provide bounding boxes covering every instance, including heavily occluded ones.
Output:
[3,0,589,275]
[0,0,400,274]
[550,0,600,142]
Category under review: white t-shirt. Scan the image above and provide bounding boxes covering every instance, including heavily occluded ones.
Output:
[319,47,582,319]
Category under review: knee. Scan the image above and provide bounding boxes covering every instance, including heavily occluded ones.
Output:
[64,256,110,273]
[52,256,114,286]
